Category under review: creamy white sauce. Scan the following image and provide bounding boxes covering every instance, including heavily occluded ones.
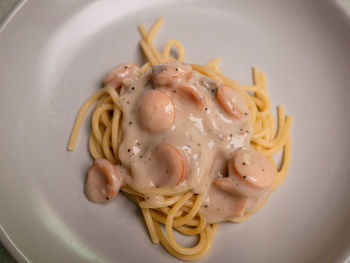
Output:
[111,64,271,223]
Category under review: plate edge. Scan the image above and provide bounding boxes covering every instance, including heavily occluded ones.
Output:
[0,0,27,33]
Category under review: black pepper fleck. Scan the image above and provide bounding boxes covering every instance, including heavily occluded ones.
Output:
[175,68,179,71]
[244,112,248,116]
[128,149,131,152]
[205,108,208,111]
[131,87,135,90]
[243,176,247,179]
[242,162,246,166]
[129,121,132,125]
[106,197,110,200]
[124,66,128,69]
[211,89,215,93]
[204,205,208,208]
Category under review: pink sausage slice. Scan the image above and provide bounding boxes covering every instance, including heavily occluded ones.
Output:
[103,62,139,89]
[172,82,206,110]
[233,148,274,189]
[85,159,123,203]
[213,178,240,195]
[213,148,274,196]
[230,197,248,218]
[152,143,188,187]
[151,62,192,86]
[136,90,175,133]
[216,86,247,120]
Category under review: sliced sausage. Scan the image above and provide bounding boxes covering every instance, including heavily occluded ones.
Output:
[104,62,139,89]
[136,90,175,133]
[151,62,192,86]
[233,147,274,189]
[217,86,248,120]
[152,143,188,187]
[172,82,206,110]
[213,147,274,214]
[85,159,123,203]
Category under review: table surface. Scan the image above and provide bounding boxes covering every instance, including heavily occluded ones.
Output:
[0,0,19,261]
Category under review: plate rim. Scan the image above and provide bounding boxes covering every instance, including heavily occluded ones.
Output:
[0,2,30,261]
[0,1,350,262]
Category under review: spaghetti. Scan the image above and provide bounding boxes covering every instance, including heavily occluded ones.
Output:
[68,17,292,261]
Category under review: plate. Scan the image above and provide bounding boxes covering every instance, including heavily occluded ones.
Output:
[1,0,350,262]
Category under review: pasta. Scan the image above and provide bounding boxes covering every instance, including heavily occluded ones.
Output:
[68,17,292,261]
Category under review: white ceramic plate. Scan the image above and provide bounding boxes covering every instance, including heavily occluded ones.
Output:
[1,0,350,262]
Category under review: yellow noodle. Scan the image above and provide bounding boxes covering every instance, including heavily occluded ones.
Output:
[173,194,204,227]
[91,104,114,145]
[140,40,158,66]
[67,88,106,150]
[162,39,185,62]
[88,133,104,159]
[111,106,121,163]
[102,124,116,164]
[141,208,160,244]
[139,195,182,208]
[206,57,222,73]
